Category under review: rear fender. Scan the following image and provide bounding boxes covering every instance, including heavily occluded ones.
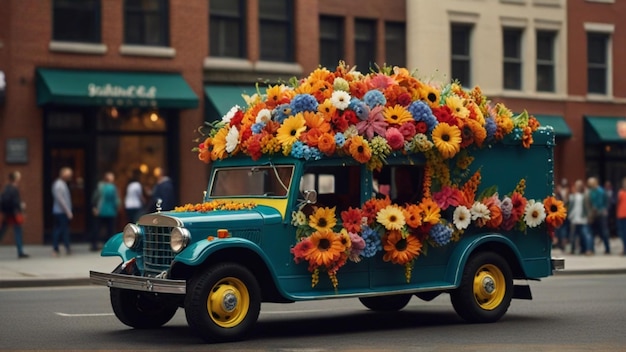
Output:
[445,233,525,287]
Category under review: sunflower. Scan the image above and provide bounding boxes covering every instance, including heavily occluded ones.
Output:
[445,96,470,119]
[383,105,414,125]
[543,196,567,229]
[524,199,546,228]
[347,135,372,163]
[276,114,307,147]
[420,85,441,109]
[382,230,422,265]
[309,206,337,232]
[431,122,462,159]
[376,205,406,231]
[305,230,345,268]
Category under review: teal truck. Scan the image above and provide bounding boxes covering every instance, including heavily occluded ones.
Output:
[90,65,566,343]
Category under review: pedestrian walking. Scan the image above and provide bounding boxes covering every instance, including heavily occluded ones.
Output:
[568,179,593,255]
[148,167,175,212]
[124,169,145,223]
[0,171,29,259]
[616,177,626,255]
[90,171,120,251]
[51,167,73,256]
[587,177,611,254]
[604,180,617,237]
[554,178,570,251]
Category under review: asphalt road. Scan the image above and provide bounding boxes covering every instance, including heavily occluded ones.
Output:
[1,274,625,351]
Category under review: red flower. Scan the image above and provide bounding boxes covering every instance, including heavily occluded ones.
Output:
[341,207,364,233]
[432,106,459,127]
[343,110,359,125]
[331,111,349,132]
[397,93,412,107]
[415,121,428,134]
[398,122,416,141]
[230,110,244,127]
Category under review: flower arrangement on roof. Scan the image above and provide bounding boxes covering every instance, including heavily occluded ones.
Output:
[193,62,567,289]
[195,62,539,168]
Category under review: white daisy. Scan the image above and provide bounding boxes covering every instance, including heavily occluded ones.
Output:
[255,108,272,124]
[524,200,546,228]
[225,126,239,153]
[453,205,471,230]
[291,210,307,226]
[330,90,351,110]
[470,202,491,221]
[221,105,241,124]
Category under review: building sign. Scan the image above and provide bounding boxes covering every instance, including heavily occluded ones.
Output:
[87,83,157,107]
[5,138,28,164]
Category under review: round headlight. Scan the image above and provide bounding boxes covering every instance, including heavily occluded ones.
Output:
[170,227,191,253]
[123,223,142,249]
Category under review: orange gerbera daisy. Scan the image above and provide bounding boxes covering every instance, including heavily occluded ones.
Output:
[403,204,422,228]
[543,196,567,229]
[382,231,422,265]
[347,135,372,163]
[318,132,337,156]
[318,99,337,120]
[303,111,331,132]
[419,198,441,225]
[305,230,345,268]
[431,123,462,159]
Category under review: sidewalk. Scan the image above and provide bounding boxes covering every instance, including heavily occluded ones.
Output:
[1,238,625,289]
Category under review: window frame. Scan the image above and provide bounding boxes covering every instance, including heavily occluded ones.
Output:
[123,0,170,47]
[52,0,101,43]
[258,0,294,62]
[450,23,472,87]
[536,30,556,92]
[209,0,246,58]
[502,27,523,91]
[587,32,610,95]
[319,15,345,70]
[354,18,377,73]
[385,21,407,68]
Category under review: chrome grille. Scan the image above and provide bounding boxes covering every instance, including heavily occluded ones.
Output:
[143,225,174,277]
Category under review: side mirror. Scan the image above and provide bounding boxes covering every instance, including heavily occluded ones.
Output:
[304,189,317,204]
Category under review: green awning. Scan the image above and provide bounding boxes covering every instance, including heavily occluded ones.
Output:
[533,115,572,138]
[584,116,626,144]
[36,68,198,108]
[204,85,260,122]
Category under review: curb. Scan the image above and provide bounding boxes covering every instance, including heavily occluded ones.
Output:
[0,278,93,289]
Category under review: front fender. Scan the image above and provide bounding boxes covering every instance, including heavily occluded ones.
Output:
[445,233,525,286]
[175,237,275,268]
[101,232,140,262]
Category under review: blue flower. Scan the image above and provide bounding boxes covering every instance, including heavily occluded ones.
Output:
[361,225,382,258]
[408,101,437,131]
[251,122,266,134]
[272,103,292,123]
[290,94,318,114]
[334,132,346,148]
[485,117,497,142]
[349,98,370,121]
[430,223,452,246]
[363,90,386,109]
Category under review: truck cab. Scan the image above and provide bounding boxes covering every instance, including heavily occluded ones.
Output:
[90,65,566,343]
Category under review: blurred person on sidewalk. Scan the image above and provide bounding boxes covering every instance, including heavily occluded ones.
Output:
[0,171,28,258]
[568,179,593,255]
[554,178,570,251]
[124,169,145,223]
[148,167,175,213]
[604,180,617,237]
[587,177,611,254]
[90,171,120,252]
[616,177,626,255]
[51,167,73,256]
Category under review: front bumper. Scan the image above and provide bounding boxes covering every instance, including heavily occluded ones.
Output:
[89,271,186,294]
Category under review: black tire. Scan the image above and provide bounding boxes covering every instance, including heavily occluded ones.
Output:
[184,263,261,343]
[359,294,412,311]
[110,288,179,329]
[450,251,513,323]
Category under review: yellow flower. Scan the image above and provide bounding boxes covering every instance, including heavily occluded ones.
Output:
[383,105,413,125]
[432,122,462,159]
[376,205,406,231]
[347,135,372,163]
[419,198,441,225]
[309,206,337,232]
[420,85,441,108]
[445,96,469,119]
[382,231,422,265]
[276,114,306,147]
[211,126,230,160]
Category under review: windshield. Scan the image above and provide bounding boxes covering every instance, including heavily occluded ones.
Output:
[210,165,294,197]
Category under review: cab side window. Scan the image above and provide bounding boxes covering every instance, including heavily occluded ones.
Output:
[374,164,424,205]
[300,165,361,213]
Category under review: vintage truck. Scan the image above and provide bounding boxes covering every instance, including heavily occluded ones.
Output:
[90,65,566,343]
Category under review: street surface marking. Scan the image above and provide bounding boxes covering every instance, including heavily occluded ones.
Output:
[55,312,114,317]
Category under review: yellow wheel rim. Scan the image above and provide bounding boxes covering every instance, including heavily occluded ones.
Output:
[472,264,505,310]
[207,277,249,328]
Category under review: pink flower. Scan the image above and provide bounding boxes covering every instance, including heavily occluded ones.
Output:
[432,186,463,210]
[356,106,388,139]
[348,232,366,262]
[368,74,395,89]
[386,127,405,150]
[398,122,417,141]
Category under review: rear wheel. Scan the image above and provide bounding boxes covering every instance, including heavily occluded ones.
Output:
[359,294,412,311]
[110,288,179,329]
[450,252,513,323]
[184,263,261,343]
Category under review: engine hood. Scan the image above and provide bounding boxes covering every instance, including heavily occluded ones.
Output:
[137,205,283,228]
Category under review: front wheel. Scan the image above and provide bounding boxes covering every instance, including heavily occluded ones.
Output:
[184,263,261,343]
[359,294,412,311]
[110,288,179,329]
[450,252,513,323]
